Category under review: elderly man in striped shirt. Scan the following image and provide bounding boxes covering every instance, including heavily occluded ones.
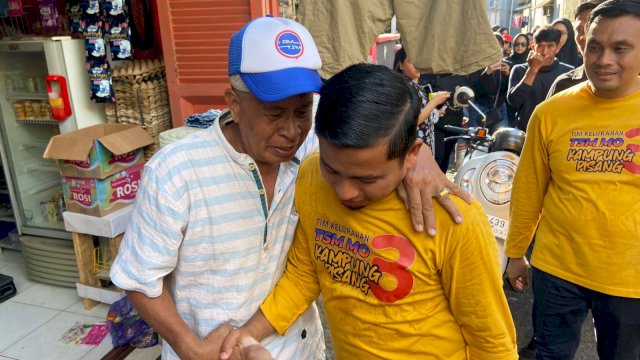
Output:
[110,16,469,360]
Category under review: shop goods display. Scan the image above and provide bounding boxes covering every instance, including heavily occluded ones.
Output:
[105,59,171,159]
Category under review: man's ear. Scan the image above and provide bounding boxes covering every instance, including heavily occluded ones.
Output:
[224,88,241,123]
[404,139,424,169]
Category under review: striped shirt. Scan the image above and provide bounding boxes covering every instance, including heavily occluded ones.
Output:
[110,118,324,360]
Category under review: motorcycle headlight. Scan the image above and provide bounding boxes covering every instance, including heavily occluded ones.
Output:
[479,159,517,205]
[459,168,475,195]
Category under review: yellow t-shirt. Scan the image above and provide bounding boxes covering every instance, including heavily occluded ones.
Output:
[261,154,517,360]
[505,83,640,298]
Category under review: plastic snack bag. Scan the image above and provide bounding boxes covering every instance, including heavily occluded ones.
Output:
[107,296,158,348]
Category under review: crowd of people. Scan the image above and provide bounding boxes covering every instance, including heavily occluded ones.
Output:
[418,9,589,169]
[109,0,640,359]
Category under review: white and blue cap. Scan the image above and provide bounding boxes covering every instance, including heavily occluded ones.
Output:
[228,16,322,102]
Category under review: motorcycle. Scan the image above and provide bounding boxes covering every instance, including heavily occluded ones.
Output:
[444,86,526,272]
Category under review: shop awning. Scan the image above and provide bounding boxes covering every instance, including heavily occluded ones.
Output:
[534,0,554,9]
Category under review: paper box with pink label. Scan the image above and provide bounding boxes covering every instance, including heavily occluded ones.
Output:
[61,163,144,217]
[43,124,154,179]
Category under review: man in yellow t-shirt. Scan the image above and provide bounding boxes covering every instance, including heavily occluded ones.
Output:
[220,63,517,359]
[505,1,640,358]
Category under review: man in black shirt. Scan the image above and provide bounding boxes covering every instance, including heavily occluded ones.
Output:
[506,26,573,131]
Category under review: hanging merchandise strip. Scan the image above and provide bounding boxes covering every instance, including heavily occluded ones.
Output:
[82,11,114,103]
[103,0,132,60]
[72,0,134,103]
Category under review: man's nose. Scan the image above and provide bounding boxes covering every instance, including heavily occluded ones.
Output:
[335,179,359,201]
[279,115,299,138]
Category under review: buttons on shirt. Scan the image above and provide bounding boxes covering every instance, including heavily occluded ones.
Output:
[259,188,265,195]
[249,164,256,171]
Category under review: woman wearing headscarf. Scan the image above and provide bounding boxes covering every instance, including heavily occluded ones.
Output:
[551,17,582,67]
[503,33,530,126]
[503,33,530,68]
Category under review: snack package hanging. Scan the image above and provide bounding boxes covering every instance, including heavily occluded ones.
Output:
[83,17,104,58]
[79,0,99,16]
[38,0,59,30]
[102,0,125,16]
[105,15,132,60]
[7,0,23,16]
[67,0,84,34]
[88,62,114,102]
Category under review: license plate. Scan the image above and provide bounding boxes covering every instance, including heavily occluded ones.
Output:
[487,215,509,239]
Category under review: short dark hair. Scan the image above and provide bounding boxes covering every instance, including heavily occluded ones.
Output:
[315,63,420,161]
[392,47,407,73]
[587,0,640,31]
[533,25,562,44]
[494,32,504,47]
[574,0,605,19]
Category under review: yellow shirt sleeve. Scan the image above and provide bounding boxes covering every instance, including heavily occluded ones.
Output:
[442,203,518,359]
[504,107,551,258]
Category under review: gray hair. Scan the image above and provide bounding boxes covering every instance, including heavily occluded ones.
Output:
[230,75,249,92]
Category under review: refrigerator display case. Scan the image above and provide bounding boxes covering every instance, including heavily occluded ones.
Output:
[0,37,106,240]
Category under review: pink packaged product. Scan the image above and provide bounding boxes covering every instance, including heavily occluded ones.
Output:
[61,163,143,217]
[38,0,59,31]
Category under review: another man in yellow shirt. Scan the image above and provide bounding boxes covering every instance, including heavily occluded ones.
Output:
[220,63,517,359]
[505,0,640,358]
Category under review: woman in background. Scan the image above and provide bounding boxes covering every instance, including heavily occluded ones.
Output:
[503,33,530,126]
[504,33,530,67]
[393,47,449,153]
[551,18,582,67]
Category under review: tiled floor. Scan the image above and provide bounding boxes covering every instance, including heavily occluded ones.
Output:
[0,248,161,360]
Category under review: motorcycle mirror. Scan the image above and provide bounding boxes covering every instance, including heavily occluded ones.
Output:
[454,86,488,127]
[453,86,475,108]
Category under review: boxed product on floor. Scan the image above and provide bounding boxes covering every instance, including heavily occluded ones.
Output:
[61,163,144,217]
[43,124,154,179]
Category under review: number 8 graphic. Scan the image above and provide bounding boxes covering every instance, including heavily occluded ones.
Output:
[368,234,416,303]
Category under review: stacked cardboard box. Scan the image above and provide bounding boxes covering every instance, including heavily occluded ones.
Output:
[43,124,154,217]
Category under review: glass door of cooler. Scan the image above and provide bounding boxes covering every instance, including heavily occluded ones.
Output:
[0,40,68,239]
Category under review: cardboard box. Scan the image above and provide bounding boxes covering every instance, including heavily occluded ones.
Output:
[43,124,154,179]
[61,163,144,217]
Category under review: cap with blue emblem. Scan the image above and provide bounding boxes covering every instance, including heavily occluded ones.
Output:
[228,16,323,102]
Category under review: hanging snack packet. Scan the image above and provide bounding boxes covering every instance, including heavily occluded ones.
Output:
[38,0,59,30]
[79,0,99,15]
[106,15,132,60]
[85,36,106,59]
[89,70,114,103]
[67,0,83,33]
[102,0,125,16]
[86,57,110,75]
[83,17,105,59]
[7,0,22,16]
